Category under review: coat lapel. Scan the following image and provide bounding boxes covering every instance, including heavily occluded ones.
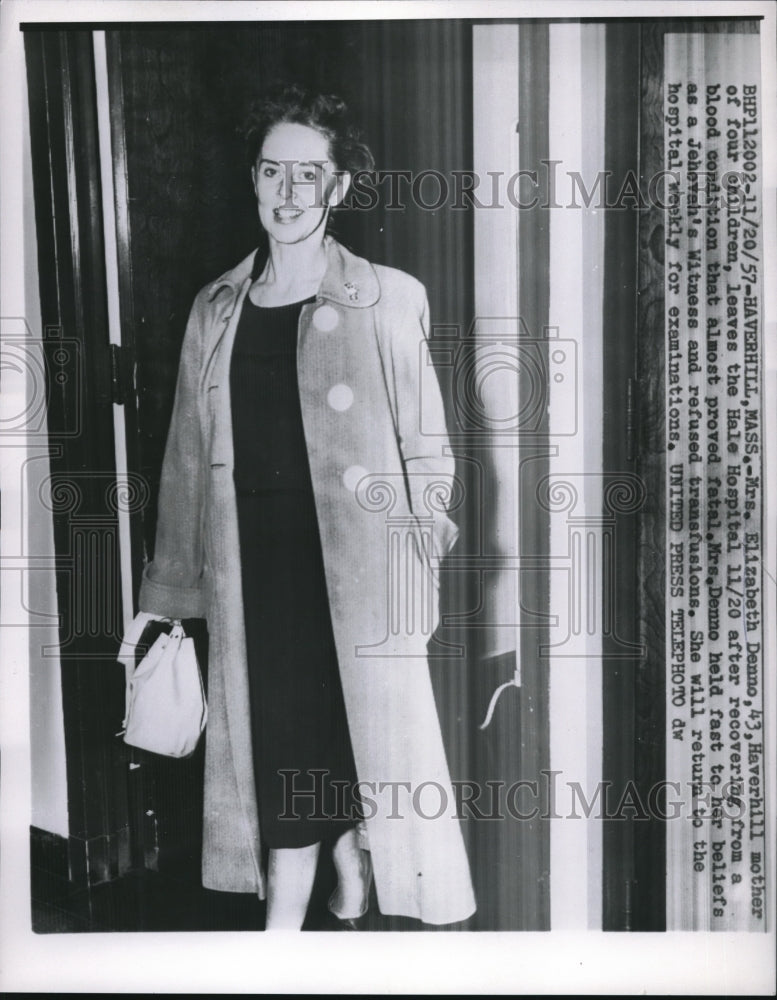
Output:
[202,274,263,890]
[317,237,380,308]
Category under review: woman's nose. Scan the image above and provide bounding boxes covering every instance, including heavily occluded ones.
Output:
[280,168,294,200]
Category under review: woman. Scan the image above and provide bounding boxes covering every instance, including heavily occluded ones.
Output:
[122,86,475,929]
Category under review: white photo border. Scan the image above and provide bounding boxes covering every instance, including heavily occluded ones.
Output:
[1,0,775,993]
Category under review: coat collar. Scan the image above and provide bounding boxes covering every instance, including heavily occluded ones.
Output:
[205,236,381,309]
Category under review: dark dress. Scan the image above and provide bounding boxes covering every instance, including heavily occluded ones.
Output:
[230,293,361,849]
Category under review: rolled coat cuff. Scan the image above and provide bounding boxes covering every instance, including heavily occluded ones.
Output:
[138,564,206,619]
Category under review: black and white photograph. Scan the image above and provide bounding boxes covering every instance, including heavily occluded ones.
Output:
[0,0,775,993]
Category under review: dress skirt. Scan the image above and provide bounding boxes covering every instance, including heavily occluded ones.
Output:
[230,294,361,849]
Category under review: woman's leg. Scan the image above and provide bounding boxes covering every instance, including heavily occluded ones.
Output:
[329,827,372,919]
[265,842,320,929]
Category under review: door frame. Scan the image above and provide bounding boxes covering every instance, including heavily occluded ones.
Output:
[25,27,133,886]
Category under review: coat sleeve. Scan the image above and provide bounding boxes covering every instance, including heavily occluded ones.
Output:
[388,277,460,562]
[137,293,208,618]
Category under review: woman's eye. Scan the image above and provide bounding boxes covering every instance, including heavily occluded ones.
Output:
[300,170,317,182]
[262,166,277,178]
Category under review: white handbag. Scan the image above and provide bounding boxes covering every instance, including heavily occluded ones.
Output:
[121,619,207,758]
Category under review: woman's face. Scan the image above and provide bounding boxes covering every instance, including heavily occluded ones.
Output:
[251,122,349,245]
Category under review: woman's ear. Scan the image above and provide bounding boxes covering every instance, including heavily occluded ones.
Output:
[328,170,352,208]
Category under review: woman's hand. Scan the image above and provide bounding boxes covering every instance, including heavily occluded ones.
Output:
[117,611,167,670]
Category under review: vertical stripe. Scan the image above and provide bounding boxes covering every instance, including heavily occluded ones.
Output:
[548,22,605,930]
[582,23,607,932]
[472,23,520,662]
[517,21,552,930]
[472,22,551,929]
[548,22,584,927]
[601,22,642,930]
[93,30,134,636]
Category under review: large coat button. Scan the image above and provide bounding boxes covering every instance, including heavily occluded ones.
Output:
[327,384,354,411]
[312,304,339,331]
[343,465,368,492]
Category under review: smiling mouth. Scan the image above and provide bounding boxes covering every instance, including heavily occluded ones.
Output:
[273,207,304,222]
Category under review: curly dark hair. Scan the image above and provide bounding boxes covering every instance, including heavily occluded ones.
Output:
[242,84,375,176]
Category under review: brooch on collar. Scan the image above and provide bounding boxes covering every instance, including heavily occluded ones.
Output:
[343,281,359,302]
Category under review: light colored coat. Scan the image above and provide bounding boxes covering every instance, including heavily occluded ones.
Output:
[139,236,476,924]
